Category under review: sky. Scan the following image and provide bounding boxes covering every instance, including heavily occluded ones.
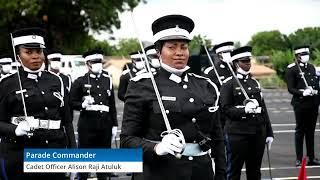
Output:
[93,0,320,45]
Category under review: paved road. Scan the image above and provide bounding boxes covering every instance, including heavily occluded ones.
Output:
[73,89,320,180]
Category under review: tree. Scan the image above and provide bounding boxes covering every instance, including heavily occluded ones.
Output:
[0,0,144,52]
[113,38,141,56]
[248,30,289,56]
[271,50,294,80]
[189,34,212,55]
[288,27,320,50]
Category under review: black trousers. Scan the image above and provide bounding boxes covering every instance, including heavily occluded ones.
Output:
[78,127,112,180]
[293,107,318,161]
[132,154,214,180]
[0,139,66,180]
[225,132,266,180]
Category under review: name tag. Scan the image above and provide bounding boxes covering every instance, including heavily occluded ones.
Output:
[27,73,38,79]
[161,96,176,101]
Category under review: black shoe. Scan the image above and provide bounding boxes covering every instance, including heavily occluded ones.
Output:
[296,160,301,167]
[307,158,320,166]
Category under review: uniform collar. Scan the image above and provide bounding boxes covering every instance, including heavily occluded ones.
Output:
[132,68,138,73]
[168,71,189,83]
[20,67,42,79]
[299,62,307,68]
[89,72,100,78]
[236,73,250,79]
[161,63,190,76]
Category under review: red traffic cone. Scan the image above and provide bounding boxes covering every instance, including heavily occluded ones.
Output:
[297,156,307,180]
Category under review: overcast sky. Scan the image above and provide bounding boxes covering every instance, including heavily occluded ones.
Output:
[93,0,320,45]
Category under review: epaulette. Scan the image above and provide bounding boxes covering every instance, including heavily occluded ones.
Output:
[102,72,111,78]
[102,69,110,75]
[121,69,130,75]
[223,76,232,84]
[203,66,214,75]
[131,72,151,82]
[287,63,295,68]
[135,69,147,76]
[0,73,15,82]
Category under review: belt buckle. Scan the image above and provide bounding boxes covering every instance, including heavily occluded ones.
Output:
[11,117,26,125]
[39,120,49,129]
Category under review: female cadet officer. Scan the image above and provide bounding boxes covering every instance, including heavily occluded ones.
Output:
[120,15,226,180]
[220,46,274,180]
[0,27,76,180]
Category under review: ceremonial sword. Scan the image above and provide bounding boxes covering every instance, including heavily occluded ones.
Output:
[294,59,311,88]
[201,37,222,86]
[10,33,34,136]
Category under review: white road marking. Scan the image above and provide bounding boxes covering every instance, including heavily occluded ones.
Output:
[272,123,319,127]
[273,176,320,180]
[274,129,320,133]
[242,165,320,172]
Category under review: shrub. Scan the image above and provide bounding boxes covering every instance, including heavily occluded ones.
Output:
[271,50,294,80]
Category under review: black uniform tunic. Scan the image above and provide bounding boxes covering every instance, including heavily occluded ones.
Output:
[70,70,117,147]
[0,68,76,180]
[285,62,319,161]
[120,68,226,180]
[204,59,232,89]
[118,68,138,102]
[59,73,72,93]
[220,74,273,180]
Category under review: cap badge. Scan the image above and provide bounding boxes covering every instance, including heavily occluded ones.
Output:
[174,25,180,32]
[32,35,36,39]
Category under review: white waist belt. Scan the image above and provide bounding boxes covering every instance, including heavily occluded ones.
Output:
[86,105,109,112]
[182,143,208,156]
[11,116,61,130]
[144,138,208,157]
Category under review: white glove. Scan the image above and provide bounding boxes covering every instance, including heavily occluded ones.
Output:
[250,99,259,107]
[111,126,118,142]
[266,137,274,150]
[15,121,31,136]
[303,88,313,96]
[154,133,185,156]
[81,96,94,108]
[245,101,257,114]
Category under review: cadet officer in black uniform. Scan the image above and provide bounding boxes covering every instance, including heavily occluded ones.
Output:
[220,46,274,180]
[285,46,320,166]
[118,51,145,102]
[118,48,160,102]
[0,55,13,78]
[204,42,234,128]
[70,49,118,180]
[47,50,72,93]
[145,44,161,70]
[0,27,76,180]
[120,14,226,180]
[203,41,234,89]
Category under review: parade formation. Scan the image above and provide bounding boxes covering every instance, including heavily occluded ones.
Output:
[0,9,319,180]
